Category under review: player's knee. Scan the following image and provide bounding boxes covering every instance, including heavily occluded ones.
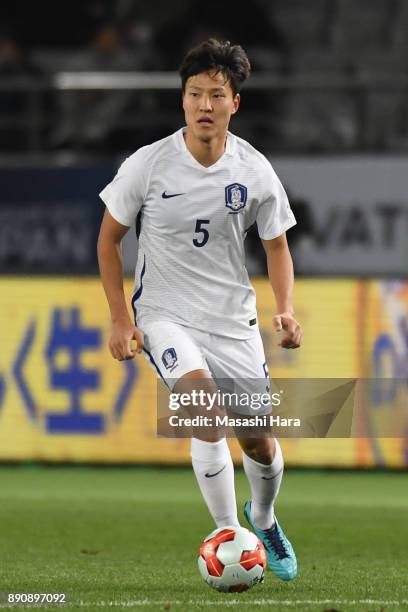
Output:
[239,437,277,465]
[175,368,213,389]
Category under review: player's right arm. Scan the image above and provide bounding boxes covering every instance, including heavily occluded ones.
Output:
[97,208,144,360]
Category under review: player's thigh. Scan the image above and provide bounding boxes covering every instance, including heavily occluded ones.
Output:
[205,330,271,416]
[140,320,209,389]
[209,330,269,380]
[141,321,224,441]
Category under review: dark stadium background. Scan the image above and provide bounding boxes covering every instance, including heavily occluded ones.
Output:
[0,1,407,610]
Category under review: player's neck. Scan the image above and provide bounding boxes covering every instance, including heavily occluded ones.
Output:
[183,129,227,168]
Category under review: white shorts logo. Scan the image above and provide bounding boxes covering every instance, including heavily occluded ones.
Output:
[162,347,178,371]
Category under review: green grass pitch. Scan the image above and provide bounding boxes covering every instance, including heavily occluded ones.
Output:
[0,466,407,611]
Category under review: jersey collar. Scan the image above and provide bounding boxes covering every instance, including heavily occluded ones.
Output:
[173,127,236,169]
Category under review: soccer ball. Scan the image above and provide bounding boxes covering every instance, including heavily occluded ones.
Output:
[198,526,266,592]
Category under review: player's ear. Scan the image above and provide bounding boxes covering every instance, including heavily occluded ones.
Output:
[231,93,240,115]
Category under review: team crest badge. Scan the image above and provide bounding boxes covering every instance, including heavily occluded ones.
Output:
[225,183,247,212]
[162,347,178,371]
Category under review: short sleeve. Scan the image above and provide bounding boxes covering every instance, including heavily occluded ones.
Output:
[256,161,296,240]
[99,151,145,227]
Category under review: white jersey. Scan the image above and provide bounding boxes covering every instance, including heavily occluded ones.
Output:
[99,127,296,339]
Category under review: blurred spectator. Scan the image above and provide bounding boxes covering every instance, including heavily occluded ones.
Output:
[280,90,358,152]
[0,30,37,75]
[154,0,285,70]
[388,100,408,152]
[1,0,114,48]
[0,30,42,149]
[49,24,143,149]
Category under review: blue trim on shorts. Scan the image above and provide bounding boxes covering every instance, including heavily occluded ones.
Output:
[131,254,146,318]
[130,256,169,389]
[142,347,170,390]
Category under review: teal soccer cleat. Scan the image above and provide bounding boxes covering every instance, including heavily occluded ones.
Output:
[244,501,297,581]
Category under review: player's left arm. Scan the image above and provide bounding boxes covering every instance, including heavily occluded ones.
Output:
[261,234,302,349]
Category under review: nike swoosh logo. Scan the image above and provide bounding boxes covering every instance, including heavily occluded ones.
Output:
[205,465,226,478]
[261,467,284,480]
[162,191,185,199]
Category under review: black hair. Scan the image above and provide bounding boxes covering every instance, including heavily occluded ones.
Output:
[179,38,251,96]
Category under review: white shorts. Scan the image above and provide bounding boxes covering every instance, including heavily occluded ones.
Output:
[139,319,272,416]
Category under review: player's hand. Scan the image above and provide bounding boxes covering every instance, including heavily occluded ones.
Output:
[273,313,302,349]
[109,317,144,361]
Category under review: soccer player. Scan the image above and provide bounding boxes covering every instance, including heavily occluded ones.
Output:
[98,39,302,581]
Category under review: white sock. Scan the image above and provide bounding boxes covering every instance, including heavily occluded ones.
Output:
[191,437,239,528]
[242,439,284,530]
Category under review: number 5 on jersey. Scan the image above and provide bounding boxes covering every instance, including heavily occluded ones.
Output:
[193,219,210,247]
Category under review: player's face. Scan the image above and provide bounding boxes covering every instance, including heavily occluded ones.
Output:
[182,71,240,143]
